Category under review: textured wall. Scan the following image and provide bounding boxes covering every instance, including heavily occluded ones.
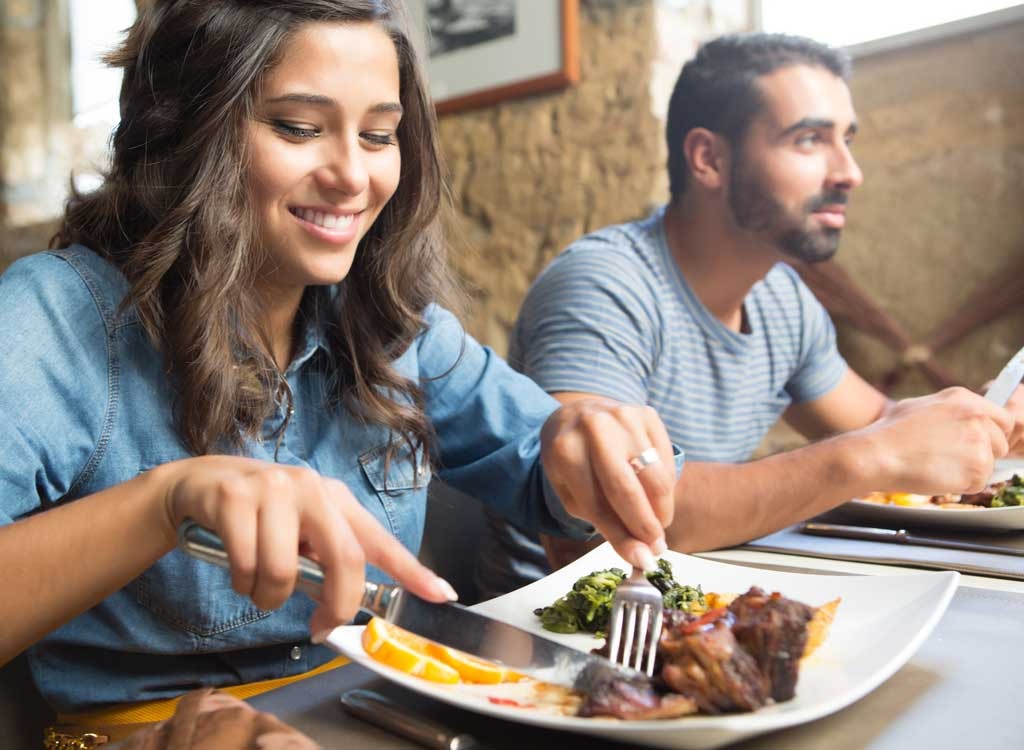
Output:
[438,0,663,353]
[835,20,1024,395]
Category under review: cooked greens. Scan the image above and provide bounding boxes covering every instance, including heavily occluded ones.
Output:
[991,474,1024,507]
[647,558,705,612]
[533,559,705,635]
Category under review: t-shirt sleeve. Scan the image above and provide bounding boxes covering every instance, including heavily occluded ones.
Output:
[509,238,660,405]
[0,254,108,525]
[783,267,849,404]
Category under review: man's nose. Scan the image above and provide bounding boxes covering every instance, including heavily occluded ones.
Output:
[828,142,863,191]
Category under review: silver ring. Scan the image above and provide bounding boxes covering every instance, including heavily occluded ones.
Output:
[628,447,661,474]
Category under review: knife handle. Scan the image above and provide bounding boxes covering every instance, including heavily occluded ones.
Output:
[341,689,480,750]
[801,522,908,543]
[177,520,402,616]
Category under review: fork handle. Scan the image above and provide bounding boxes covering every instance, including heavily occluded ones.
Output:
[177,520,403,617]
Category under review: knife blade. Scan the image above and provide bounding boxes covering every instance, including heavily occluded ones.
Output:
[984,344,1024,407]
[177,521,645,691]
[800,521,1024,557]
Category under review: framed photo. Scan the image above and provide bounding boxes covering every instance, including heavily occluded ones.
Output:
[410,0,580,115]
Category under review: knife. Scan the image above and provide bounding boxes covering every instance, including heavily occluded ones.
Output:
[177,521,644,691]
[984,344,1024,407]
[800,522,1024,557]
[341,689,482,750]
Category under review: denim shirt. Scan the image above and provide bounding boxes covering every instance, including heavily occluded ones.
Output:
[0,246,593,712]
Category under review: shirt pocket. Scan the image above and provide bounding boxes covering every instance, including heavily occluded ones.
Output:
[358,443,431,538]
[134,551,272,639]
[131,460,272,640]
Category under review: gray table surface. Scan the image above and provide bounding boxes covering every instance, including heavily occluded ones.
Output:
[249,567,1024,750]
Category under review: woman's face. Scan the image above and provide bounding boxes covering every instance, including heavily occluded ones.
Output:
[247,21,402,296]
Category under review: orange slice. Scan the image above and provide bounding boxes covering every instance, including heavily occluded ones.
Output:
[424,642,524,684]
[362,617,459,684]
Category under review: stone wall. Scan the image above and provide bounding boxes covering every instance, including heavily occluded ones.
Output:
[439,0,660,352]
[835,19,1024,395]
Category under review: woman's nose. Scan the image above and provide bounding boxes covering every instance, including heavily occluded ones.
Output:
[315,140,369,196]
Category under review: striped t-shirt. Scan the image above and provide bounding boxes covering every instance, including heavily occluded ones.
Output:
[475,205,847,599]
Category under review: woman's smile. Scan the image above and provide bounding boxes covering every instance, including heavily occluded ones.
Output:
[288,205,363,244]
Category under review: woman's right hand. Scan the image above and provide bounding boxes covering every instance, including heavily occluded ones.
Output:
[153,456,457,637]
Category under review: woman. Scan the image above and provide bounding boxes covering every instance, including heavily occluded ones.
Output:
[0,0,678,722]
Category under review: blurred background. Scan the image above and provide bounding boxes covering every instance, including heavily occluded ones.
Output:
[1,0,1022,454]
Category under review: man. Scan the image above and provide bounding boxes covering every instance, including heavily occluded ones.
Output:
[475,32,1021,600]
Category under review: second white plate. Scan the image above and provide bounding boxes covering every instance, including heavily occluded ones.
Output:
[838,459,1024,531]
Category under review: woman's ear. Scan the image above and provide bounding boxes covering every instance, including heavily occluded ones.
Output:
[682,127,729,191]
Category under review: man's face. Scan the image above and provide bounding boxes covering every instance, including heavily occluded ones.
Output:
[727,65,863,264]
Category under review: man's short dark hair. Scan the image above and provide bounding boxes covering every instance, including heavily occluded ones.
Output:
[666,33,851,197]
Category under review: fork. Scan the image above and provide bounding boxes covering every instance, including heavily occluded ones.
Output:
[606,567,663,676]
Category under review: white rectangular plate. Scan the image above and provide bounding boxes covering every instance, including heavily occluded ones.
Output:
[839,459,1024,531]
[326,544,958,750]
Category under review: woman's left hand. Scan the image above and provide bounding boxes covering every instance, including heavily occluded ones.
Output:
[540,398,676,570]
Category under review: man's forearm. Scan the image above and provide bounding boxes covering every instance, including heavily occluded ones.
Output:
[667,432,879,552]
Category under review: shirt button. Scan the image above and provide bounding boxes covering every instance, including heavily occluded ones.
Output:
[290,646,302,661]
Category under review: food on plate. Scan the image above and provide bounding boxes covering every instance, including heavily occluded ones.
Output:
[580,586,832,720]
[361,617,523,684]
[863,474,1024,509]
[804,597,840,658]
[533,559,706,635]
[361,566,840,721]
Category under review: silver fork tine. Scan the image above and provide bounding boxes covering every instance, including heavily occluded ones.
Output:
[607,599,624,666]
[607,567,663,676]
[620,602,638,667]
[633,605,650,672]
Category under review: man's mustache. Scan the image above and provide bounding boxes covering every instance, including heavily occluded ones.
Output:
[806,191,849,212]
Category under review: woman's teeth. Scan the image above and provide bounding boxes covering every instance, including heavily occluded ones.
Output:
[292,207,355,230]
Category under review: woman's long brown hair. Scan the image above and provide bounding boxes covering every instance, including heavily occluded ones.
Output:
[55,0,460,475]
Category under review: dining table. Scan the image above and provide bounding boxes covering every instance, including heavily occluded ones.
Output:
[247,540,1024,750]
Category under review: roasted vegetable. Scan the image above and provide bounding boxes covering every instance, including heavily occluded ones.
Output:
[534,559,707,635]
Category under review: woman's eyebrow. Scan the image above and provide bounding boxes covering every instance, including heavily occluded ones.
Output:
[265,92,403,114]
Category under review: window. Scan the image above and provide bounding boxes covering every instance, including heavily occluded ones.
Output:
[756,1,1023,53]
[70,0,136,126]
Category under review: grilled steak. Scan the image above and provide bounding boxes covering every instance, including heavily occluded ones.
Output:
[576,661,699,720]
[728,587,814,701]
[658,609,769,713]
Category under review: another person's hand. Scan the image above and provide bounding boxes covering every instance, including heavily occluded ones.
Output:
[862,387,1012,494]
[989,382,1024,455]
[153,456,456,637]
[540,399,676,570]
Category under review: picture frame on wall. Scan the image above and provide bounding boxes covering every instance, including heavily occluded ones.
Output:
[409,0,580,115]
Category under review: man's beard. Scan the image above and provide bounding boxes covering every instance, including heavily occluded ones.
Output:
[728,160,846,264]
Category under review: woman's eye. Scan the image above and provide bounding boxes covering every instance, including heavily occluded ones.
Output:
[272,120,320,139]
[362,131,397,147]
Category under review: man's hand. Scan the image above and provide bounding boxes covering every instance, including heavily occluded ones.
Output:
[539,398,675,570]
[860,387,1013,494]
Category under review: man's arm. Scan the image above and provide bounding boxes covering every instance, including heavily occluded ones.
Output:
[782,368,890,439]
[543,386,1012,559]
[790,371,1024,452]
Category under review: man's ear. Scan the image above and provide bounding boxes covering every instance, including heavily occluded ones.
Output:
[682,127,729,190]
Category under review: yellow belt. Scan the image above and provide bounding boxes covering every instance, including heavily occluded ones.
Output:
[46,655,349,747]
